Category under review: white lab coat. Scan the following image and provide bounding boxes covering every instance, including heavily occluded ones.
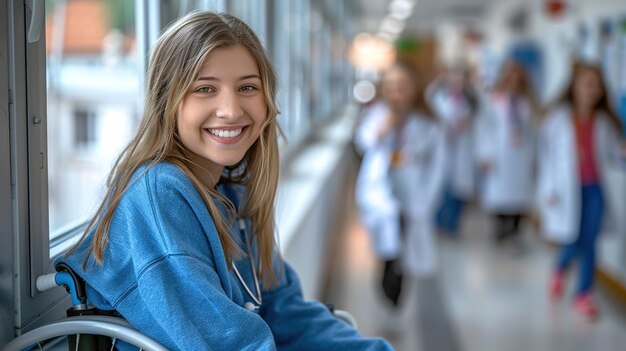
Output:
[428,87,476,198]
[475,92,536,213]
[355,102,447,276]
[537,105,622,244]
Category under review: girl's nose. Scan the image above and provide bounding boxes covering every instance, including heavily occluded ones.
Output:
[215,91,244,119]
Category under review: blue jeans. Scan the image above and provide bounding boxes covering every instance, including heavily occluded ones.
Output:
[557,184,604,295]
[435,187,465,236]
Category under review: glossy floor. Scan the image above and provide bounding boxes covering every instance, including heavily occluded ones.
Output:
[325,206,626,351]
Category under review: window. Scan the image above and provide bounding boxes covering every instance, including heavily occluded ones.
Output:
[73,108,97,146]
[269,0,312,145]
[269,0,294,144]
[8,0,231,334]
[46,0,140,243]
[227,0,267,44]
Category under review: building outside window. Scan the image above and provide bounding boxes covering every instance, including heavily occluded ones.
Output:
[46,0,140,243]
[73,108,96,146]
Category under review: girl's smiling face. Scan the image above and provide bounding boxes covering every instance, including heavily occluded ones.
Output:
[177,45,267,180]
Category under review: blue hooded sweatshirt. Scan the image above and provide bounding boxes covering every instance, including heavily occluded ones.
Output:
[57,162,393,350]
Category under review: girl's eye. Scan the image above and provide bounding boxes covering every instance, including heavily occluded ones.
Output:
[239,85,257,92]
[196,86,214,94]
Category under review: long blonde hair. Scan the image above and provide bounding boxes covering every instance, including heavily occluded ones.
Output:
[69,12,281,287]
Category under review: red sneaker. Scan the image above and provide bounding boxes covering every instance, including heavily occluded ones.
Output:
[548,272,565,301]
[573,294,599,320]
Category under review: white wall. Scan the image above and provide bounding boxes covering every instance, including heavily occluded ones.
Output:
[478,0,626,102]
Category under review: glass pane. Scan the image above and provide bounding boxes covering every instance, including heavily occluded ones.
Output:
[289,0,310,142]
[46,0,140,244]
[268,1,284,142]
[308,6,334,122]
[227,0,267,44]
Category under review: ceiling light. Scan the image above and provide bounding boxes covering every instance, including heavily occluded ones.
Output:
[389,0,415,16]
[380,17,405,34]
[376,31,398,43]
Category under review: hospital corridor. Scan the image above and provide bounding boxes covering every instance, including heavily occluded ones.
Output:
[4,0,626,350]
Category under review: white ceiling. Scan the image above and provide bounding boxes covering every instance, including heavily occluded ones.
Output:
[351,0,493,34]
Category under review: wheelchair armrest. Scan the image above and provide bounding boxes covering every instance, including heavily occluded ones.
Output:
[36,264,88,308]
[55,262,87,305]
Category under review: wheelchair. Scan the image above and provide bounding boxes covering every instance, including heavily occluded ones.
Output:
[4,264,357,351]
[3,262,168,351]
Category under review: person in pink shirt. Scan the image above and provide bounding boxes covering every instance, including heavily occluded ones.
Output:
[539,62,625,320]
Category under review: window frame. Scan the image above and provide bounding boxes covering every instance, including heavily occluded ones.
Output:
[8,0,163,334]
[1,1,15,346]
[9,0,69,334]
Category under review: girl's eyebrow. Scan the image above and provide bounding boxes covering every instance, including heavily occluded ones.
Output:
[196,74,261,81]
[239,74,261,81]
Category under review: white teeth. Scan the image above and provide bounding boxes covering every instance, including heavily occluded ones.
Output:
[208,128,243,138]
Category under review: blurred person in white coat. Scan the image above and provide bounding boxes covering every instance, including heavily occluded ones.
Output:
[426,66,479,237]
[355,62,447,306]
[540,61,625,320]
[476,60,539,242]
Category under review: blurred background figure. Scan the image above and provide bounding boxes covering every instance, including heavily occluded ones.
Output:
[427,64,479,238]
[354,62,446,307]
[476,60,539,242]
[539,61,625,320]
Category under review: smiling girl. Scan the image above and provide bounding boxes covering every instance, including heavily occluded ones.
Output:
[59,11,392,350]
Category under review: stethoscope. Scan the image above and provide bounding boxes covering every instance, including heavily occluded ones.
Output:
[231,218,262,312]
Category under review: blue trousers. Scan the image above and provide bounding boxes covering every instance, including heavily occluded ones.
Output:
[557,184,604,295]
[435,187,465,236]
